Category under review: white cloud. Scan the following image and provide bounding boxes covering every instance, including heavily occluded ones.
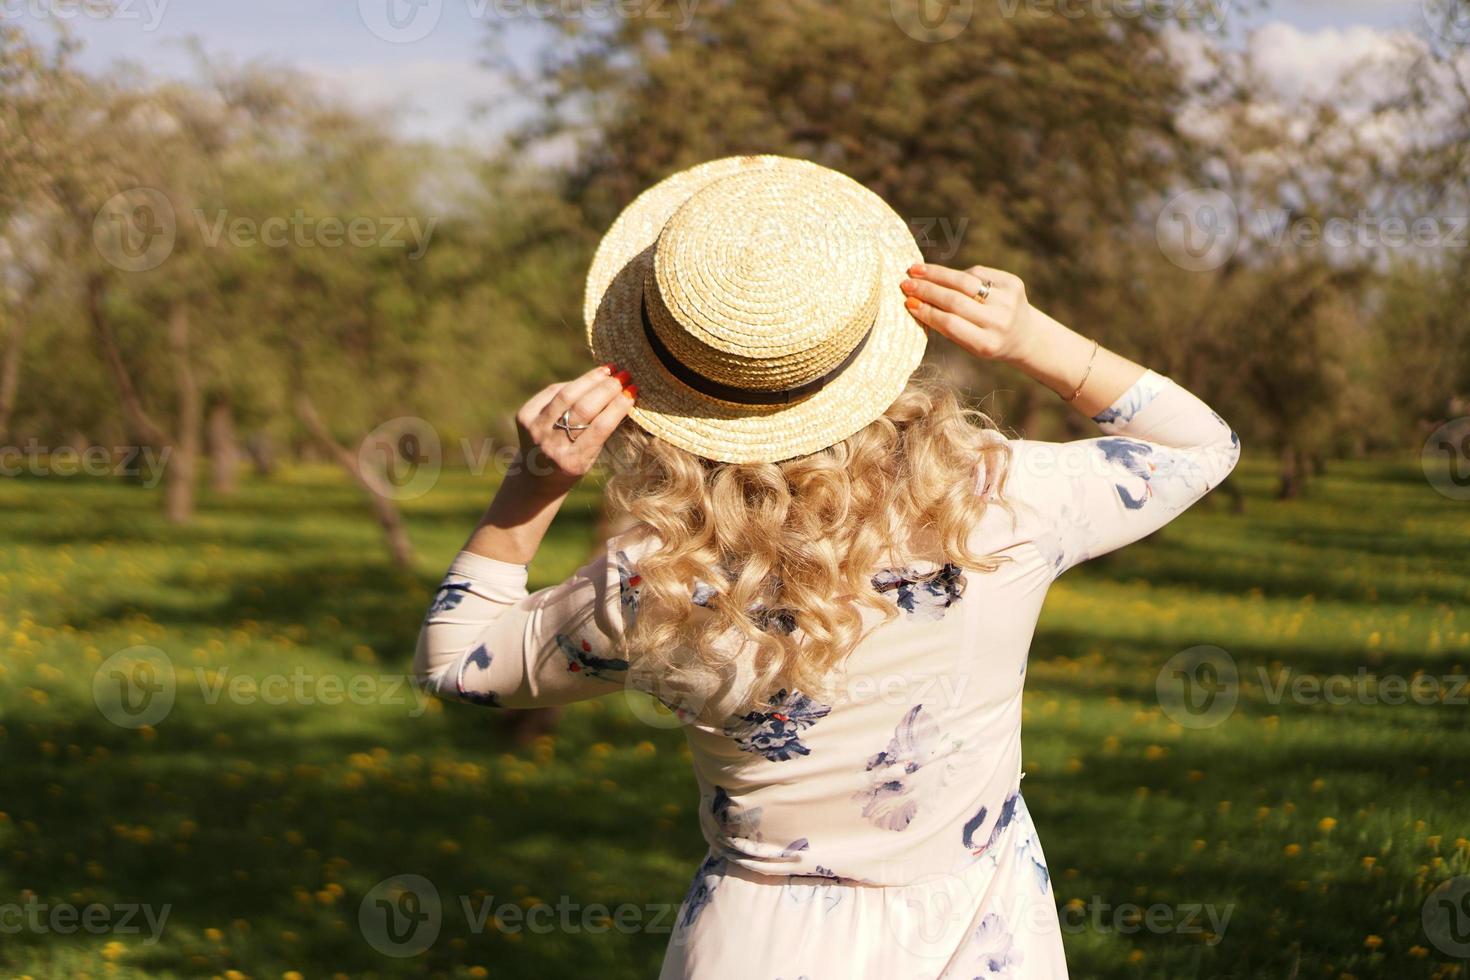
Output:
[301,58,511,146]
[1245,22,1414,104]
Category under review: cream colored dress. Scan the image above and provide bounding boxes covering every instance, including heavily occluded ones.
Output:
[414,371,1240,979]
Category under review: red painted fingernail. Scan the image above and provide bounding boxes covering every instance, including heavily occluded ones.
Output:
[901,279,917,293]
[599,361,616,374]
[613,369,632,385]
[622,384,639,401]
[904,297,922,312]
[909,264,925,276]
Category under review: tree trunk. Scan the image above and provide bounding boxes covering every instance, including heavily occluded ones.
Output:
[88,277,201,522]
[293,388,415,569]
[245,432,277,477]
[1276,444,1302,500]
[164,304,201,523]
[208,398,240,494]
[0,307,24,445]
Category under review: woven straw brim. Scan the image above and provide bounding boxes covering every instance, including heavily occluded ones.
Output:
[584,155,926,464]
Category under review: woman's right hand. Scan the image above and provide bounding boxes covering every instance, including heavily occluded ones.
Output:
[900,261,1148,418]
[899,263,1041,365]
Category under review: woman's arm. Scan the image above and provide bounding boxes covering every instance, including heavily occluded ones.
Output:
[901,262,1240,575]
[901,262,1146,418]
[413,362,639,708]
[463,363,636,563]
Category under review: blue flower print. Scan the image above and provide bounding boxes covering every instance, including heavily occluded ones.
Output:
[619,554,795,633]
[962,791,1019,860]
[962,792,1049,893]
[428,580,471,615]
[1092,370,1166,430]
[871,563,967,621]
[691,580,718,607]
[723,689,832,762]
[707,786,810,862]
[1097,437,1209,512]
[554,632,630,681]
[940,911,1025,979]
[677,851,727,929]
[710,785,764,842]
[1096,438,1156,510]
[691,578,796,635]
[454,644,501,707]
[852,704,964,831]
[783,866,844,915]
[1010,796,1051,895]
[615,549,641,623]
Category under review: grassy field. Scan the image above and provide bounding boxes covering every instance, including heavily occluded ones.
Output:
[1,457,1467,979]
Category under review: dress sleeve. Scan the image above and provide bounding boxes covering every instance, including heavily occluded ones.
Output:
[412,544,637,709]
[1002,370,1241,577]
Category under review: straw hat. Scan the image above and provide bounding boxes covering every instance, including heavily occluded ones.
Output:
[584,154,927,464]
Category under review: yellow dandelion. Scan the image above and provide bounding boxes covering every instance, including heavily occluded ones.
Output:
[1364,935,1383,949]
[1318,818,1337,833]
[1284,843,1301,857]
[204,927,224,942]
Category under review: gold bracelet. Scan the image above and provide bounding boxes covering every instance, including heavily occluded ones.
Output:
[1063,339,1100,402]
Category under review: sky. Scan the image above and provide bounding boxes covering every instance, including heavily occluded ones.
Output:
[4,0,1440,144]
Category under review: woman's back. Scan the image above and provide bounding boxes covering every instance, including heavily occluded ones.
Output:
[415,368,1239,977]
[414,151,1241,979]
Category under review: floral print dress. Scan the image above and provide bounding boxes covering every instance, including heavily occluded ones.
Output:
[414,371,1241,979]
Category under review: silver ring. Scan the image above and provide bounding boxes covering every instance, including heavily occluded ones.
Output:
[553,409,591,442]
[974,279,994,303]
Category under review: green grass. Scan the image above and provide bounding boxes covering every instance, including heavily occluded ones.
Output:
[0,458,1467,979]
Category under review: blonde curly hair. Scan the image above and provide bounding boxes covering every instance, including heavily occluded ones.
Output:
[602,369,1013,717]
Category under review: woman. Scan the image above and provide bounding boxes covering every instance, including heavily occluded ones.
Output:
[414,156,1240,978]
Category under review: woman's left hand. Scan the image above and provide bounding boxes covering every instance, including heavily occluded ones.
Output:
[513,363,637,494]
[900,262,1039,364]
